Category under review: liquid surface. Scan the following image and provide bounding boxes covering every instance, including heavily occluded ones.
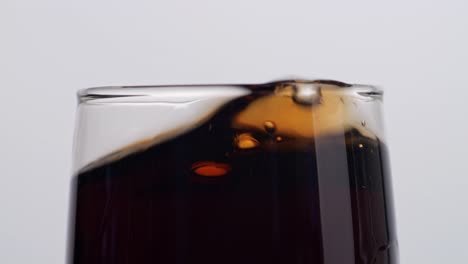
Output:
[70,85,398,264]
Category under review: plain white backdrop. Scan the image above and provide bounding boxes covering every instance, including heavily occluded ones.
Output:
[1,0,467,263]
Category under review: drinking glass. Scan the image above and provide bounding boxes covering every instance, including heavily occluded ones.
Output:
[68,79,399,264]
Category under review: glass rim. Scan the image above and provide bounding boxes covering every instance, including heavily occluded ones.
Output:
[77,79,382,104]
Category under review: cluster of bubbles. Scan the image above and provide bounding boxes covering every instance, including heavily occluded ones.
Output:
[234,120,282,150]
[190,81,372,177]
[192,120,281,177]
[192,83,323,177]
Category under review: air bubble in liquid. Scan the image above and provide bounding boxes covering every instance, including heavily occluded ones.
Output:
[292,83,321,106]
[235,133,259,149]
[264,121,277,134]
[191,161,231,177]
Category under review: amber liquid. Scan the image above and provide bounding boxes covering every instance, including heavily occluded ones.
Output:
[69,96,398,264]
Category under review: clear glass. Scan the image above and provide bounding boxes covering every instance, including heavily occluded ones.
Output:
[68,79,399,264]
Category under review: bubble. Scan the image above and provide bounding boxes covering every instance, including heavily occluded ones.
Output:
[264,120,276,134]
[292,84,321,105]
[235,133,259,149]
[358,143,364,148]
[275,136,283,142]
[191,161,231,177]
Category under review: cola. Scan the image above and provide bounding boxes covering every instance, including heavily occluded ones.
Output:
[69,81,398,264]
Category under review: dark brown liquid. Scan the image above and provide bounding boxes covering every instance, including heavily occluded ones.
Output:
[69,96,398,264]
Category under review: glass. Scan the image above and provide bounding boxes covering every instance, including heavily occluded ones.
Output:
[68,79,399,264]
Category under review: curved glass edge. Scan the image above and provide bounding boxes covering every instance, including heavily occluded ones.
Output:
[77,79,382,104]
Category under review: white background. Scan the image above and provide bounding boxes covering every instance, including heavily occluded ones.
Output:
[1,0,467,263]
